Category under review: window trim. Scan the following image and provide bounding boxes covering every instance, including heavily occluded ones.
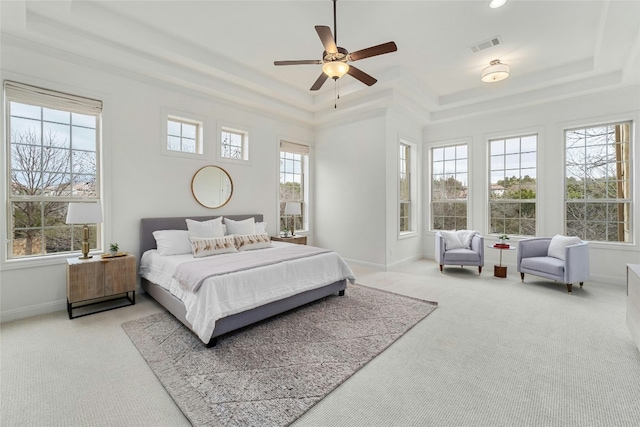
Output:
[160,107,207,160]
[399,138,418,238]
[218,122,251,165]
[487,131,538,238]
[278,139,310,234]
[429,140,469,232]
[563,119,634,244]
[3,80,105,266]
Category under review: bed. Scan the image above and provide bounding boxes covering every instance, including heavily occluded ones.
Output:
[139,214,355,347]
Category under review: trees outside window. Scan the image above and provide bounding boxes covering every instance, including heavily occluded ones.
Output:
[6,81,102,259]
[489,134,537,236]
[565,121,632,242]
[221,127,248,161]
[432,144,468,230]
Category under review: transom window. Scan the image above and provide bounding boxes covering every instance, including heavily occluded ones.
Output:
[565,121,632,242]
[489,134,537,236]
[431,144,468,230]
[167,116,201,154]
[5,81,102,259]
[221,127,248,161]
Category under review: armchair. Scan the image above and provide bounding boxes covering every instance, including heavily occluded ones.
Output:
[435,231,484,274]
[517,236,590,294]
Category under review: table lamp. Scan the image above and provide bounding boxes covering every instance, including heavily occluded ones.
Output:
[65,202,103,259]
[284,202,301,236]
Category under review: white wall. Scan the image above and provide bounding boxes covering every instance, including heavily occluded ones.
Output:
[314,112,388,268]
[423,86,640,285]
[0,43,314,320]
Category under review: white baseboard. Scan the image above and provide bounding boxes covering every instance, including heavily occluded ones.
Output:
[0,299,67,323]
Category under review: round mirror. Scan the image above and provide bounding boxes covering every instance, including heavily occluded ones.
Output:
[191,166,233,209]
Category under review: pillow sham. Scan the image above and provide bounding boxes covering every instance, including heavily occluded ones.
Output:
[255,221,267,234]
[186,217,224,238]
[225,217,256,235]
[547,234,581,261]
[153,230,192,256]
[189,236,237,258]
[234,233,273,251]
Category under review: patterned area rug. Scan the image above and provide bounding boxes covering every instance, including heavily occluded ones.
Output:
[122,284,437,426]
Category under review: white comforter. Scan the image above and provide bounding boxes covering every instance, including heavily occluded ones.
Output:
[139,242,356,343]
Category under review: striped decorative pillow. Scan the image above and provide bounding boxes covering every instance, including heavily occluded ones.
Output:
[189,236,237,258]
[234,233,273,251]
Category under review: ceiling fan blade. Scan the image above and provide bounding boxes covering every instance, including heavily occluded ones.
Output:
[348,41,398,62]
[347,66,377,86]
[274,60,323,66]
[310,72,329,91]
[315,25,338,54]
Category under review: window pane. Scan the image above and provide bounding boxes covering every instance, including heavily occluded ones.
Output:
[564,121,632,242]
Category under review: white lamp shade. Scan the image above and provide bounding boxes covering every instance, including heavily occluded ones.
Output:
[66,202,103,224]
[284,202,302,216]
[481,60,510,82]
[322,61,349,79]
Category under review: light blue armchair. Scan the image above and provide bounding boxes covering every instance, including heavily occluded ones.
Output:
[517,236,590,294]
[435,231,484,274]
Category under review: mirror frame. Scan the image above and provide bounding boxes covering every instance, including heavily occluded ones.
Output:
[191,165,234,209]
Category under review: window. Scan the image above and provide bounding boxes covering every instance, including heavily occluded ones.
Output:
[279,141,308,233]
[431,144,468,230]
[5,81,102,259]
[489,134,537,236]
[221,127,248,161]
[399,142,413,233]
[565,121,632,242]
[167,116,202,154]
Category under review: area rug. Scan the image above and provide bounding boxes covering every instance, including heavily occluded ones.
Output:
[122,284,437,426]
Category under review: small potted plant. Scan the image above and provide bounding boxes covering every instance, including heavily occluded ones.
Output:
[109,243,119,256]
[496,234,510,248]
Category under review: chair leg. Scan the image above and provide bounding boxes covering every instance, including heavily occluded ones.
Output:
[579,282,584,288]
[520,272,524,281]
[566,283,572,294]
[439,265,443,272]
[478,266,482,274]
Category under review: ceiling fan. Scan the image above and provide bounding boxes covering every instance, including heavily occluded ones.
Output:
[274,0,398,91]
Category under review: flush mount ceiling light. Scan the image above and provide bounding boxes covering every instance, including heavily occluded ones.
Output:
[481,59,510,82]
[490,0,507,8]
[322,61,349,79]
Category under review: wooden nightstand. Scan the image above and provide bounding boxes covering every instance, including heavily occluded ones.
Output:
[66,254,136,319]
[271,235,307,245]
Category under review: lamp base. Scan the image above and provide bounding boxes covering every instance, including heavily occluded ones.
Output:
[78,255,93,260]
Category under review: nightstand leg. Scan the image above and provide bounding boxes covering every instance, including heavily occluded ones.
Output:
[67,299,72,319]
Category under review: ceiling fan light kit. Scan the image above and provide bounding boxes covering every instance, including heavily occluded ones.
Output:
[481,59,510,82]
[490,0,507,8]
[323,61,349,79]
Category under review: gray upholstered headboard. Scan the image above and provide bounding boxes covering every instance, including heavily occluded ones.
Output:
[140,214,264,254]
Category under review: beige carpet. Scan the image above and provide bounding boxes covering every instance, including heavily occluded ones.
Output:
[122,284,437,426]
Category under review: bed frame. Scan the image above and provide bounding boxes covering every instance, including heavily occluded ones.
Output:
[139,214,347,347]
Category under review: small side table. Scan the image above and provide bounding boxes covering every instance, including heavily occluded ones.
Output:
[271,235,307,245]
[487,245,516,278]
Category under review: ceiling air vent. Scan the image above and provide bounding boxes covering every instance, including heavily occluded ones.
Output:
[469,36,502,53]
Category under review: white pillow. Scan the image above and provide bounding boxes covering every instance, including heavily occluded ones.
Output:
[234,233,273,251]
[255,221,267,234]
[547,234,581,260]
[457,230,478,249]
[153,230,192,256]
[189,236,237,258]
[440,230,464,250]
[225,217,256,235]
[186,217,224,238]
